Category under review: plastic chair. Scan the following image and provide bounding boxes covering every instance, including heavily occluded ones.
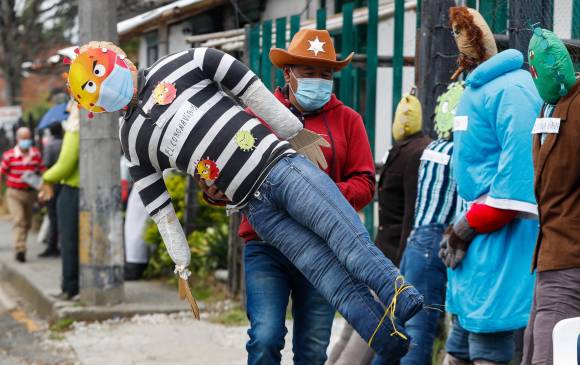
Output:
[552,317,580,365]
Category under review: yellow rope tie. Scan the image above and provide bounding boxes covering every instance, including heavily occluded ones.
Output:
[367,275,412,347]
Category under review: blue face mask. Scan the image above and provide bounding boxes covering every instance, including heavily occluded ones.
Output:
[290,69,333,112]
[19,139,32,149]
[96,58,134,112]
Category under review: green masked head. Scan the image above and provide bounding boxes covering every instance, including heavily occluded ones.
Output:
[528,27,576,105]
[434,82,464,140]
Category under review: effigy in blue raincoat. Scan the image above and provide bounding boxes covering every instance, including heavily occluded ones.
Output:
[448,49,542,333]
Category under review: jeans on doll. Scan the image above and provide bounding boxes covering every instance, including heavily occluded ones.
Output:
[243,154,423,360]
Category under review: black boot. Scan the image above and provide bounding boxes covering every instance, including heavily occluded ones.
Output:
[15,252,26,263]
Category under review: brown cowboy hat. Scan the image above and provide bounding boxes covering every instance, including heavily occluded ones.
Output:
[270,29,353,71]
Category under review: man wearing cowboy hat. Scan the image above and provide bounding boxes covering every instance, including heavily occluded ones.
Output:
[238,29,376,365]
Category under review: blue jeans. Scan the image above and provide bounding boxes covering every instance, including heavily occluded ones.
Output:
[243,154,423,360]
[245,240,335,365]
[401,224,447,364]
[446,317,514,363]
[372,224,447,365]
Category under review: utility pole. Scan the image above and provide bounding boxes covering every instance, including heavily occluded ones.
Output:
[78,0,124,305]
[509,0,553,67]
[415,0,457,137]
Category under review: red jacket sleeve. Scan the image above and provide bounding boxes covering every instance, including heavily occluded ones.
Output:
[336,113,375,211]
[465,203,518,233]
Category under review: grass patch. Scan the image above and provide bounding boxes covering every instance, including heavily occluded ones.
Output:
[210,306,248,327]
[49,317,76,340]
[50,317,74,333]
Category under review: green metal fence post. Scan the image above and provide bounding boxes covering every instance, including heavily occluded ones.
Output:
[480,0,507,34]
[340,3,354,108]
[416,0,422,28]
[290,14,301,38]
[275,17,287,87]
[466,0,477,8]
[249,24,261,74]
[574,1,580,39]
[261,20,273,90]
[364,0,378,235]
[392,0,404,118]
[317,8,327,30]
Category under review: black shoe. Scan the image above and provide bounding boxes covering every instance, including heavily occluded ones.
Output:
[15,252,26,263]
[38,248,60,258]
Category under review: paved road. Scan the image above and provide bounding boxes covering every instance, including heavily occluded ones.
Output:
[0,282,76,365]
[0,279,346,365]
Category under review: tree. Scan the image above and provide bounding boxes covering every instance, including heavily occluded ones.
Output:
[0,0,77,105]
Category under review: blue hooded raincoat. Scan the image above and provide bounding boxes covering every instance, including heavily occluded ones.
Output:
[447,49,542,333]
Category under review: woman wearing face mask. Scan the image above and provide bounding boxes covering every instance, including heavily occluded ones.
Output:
[234,29,376,365]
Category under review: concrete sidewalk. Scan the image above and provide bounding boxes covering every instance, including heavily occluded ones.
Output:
[0,217,199,322]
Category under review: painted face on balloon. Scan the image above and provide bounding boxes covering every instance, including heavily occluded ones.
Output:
[528,27,576,104]
[68,47,124,113]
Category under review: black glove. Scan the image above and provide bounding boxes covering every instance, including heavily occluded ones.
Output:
[439,214,477,269]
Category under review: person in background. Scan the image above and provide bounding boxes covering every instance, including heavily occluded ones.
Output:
[38,122,64,258]
[389,82,464,365]
[232,29,375,365]
[522,28,580,365]
[375,90,431,266]
[39,105,80,301]
[121,155,150,280]
[0,127,45,263]
[439,7,540,364]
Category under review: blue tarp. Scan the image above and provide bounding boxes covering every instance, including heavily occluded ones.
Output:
[37,103,68,130]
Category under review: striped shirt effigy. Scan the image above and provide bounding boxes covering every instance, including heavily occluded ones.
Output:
[120,48,293,216]
[413,139,462,228]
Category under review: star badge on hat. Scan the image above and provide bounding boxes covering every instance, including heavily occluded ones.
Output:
[307,37,326,56]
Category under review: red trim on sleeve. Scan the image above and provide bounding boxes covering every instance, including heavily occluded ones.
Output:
[465,203,518,233]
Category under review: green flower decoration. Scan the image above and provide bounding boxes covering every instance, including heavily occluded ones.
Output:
[434,82,465,140]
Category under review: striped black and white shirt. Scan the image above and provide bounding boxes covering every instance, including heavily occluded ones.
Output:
[119,48,293,216]
[413,139,462,228]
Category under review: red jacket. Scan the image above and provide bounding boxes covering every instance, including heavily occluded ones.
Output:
[238,87,376,242]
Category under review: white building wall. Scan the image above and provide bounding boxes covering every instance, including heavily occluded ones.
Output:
[375,9,416,163]
[553,0,573,39]
[261,0,321,21]
[138,36,148,68]
[169,21,190,54]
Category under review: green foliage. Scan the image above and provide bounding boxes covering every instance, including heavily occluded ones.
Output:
[210,306,249,327]
[143,172,229,278]
[50,318,74,333]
